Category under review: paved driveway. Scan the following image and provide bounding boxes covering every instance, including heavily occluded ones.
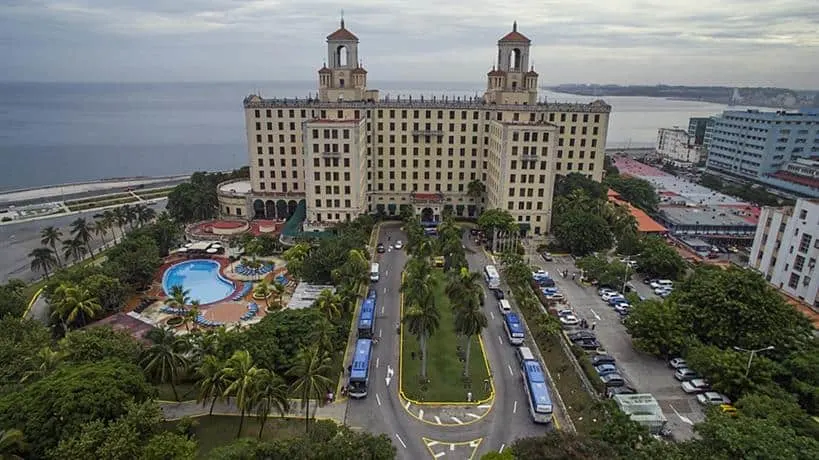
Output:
[525,249,703,441]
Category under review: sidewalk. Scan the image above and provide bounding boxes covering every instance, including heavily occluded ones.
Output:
[160,397,348,424]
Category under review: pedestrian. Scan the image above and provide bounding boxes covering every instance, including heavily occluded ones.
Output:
[347,364,352,375]
[571,273,576,280]
[592,322,597,330]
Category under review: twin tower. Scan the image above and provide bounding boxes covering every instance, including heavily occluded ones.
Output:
[317,20,539,105]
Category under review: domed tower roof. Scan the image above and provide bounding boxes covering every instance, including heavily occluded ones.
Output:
[487,67,507,77]
[318,64,331,74]
[327,18,359,41]
[498,21,530,44]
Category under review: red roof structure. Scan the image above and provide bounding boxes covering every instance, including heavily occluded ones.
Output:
[327,19,359,41]
[607,189,667,234]
[499,22,531,43]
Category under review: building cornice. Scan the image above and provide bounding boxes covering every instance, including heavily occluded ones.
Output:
[244,96,612,113]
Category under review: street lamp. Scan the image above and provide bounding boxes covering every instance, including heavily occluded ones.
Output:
[733,345,775,378]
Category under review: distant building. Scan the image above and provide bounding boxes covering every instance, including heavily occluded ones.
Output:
[706,108,819,197]
[749,199,819,307]
[702,116,716,151]
[656,128,701,166]
[687,117,709,145]
[655,205,757,240]
[784,158,819,180]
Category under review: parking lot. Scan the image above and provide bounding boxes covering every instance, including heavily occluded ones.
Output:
[524,246,704,441]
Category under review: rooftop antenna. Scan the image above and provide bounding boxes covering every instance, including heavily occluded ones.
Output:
[340,9,345,28]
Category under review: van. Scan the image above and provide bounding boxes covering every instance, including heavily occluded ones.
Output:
[498,299,512,314]
[370,263,380,282]
[516,346,535,366]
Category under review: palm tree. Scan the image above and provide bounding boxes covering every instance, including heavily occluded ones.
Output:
[251,370,290,439]
[282,242,310,277]
[286,345,334,434]
[49,282,101,330]
[313,289,342,320]
[167,285,191,309]
[222,350,264,438]
[21,347,65,383]
[112,207,127,236]
[182,300,201,332]
[122,204,137,230]
[62,238,87,264]
[70,217,94,260]
[196,355,228,415]
[253,279,272,310]
[140,327,190,401]
[453,297,488,377]
[40,226,63,267]
[92,216,109,249]
[270,281,286,311]
[28,247,57,280]
[446,267,482,303]
[403,295,441,380]
[0,428,25,460]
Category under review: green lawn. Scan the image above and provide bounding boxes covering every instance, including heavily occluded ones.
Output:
[156,382,198,402]
[400,271,491,403]
[163,415,306,458]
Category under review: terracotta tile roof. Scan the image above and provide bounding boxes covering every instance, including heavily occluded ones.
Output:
[499,22,530,43]
[327,20,358,41]
[608,189,668,233]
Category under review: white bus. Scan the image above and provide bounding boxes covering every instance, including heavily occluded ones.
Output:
[370,263,380,282]
[484,265,501,289]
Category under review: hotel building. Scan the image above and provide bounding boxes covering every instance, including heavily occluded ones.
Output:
[219,20,611,236]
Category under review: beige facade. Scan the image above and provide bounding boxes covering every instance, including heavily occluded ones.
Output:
[239,20,611,235]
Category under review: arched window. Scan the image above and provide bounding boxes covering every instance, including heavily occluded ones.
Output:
[336,46,348,67]
[509,48,522,71]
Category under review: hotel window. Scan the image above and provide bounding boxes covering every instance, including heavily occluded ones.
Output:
[799,234,813,252]
[788,273,800,289]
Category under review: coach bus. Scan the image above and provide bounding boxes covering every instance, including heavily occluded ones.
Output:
[348,338,373,398]
[484,265,501,289]
[521,359,553,423]
[357,297,376,338]
[503,312,525,345]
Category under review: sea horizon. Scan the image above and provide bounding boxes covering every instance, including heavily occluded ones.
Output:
[0,81,758,192]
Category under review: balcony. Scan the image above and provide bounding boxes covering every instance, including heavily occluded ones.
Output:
[410,191,445,204]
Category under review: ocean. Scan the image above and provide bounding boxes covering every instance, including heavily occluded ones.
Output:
[0,81,748,192]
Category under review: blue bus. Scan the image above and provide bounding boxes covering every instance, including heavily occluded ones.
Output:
[503,312,525,345]
[348,339,373,398]
[367,287,377,301]
[357,297,376,338]
[522,360,553,423]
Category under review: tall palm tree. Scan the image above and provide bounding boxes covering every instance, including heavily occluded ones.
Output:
[453,296,488,377]
[286,345,334,434]
[92,216,109,249]
[282,242,310,276]
[270,281,286,310]
[0,428,25,460]
[196,355,228,415]
[182,300,201,332]
[122,204,137,230]
[140,327,190,401]
[100,210,118,242]
[70,217,94,260]
[251,369,290,439]
[167,285,191,309]
[49,282,101,330]
[222,350,264,438]
[62,238,87,264]
[253,280,272,310]
[40,226,63,267]
[445,267,482,303]
[28,247,57,280]
[112,207,127,237]
[403,294,441,380]
[313,289,342,320]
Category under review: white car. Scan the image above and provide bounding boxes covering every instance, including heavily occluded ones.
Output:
[654,287,672,295]
[393,240,403,249]
[559,315,581,326]
[697,392,731,405]
[545,292,565,301]
[681,379,710,394]
[668,358,687,369]
[602,292,622,302]
[598,288,616,296]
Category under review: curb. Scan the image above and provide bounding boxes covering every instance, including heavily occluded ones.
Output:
[22,287,44,319]
[0,197,167,227]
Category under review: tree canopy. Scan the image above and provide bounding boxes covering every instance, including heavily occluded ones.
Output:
[166,168,249,223]
[604,175,659,213]
[635,236,686,279]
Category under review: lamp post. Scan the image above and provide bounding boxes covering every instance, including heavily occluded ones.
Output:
[733,345,775,378]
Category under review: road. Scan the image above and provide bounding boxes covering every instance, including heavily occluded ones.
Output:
[524,249,704,441]
[0,200,167,285]
[345,223,550,459]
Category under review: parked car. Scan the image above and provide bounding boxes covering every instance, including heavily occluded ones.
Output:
[545,292,565,301]
[654,287,672,296]
[602,292,623,302]
[560,315,581,327]
[491,288,504,300]
[594,364,619,375]
[600,373,626,387]
[658,290,673,298]
[598,287,616,296]
[575,339,602,350]
[568,331,597,341]
[606,385,637,398]
[674,368,700,381]
[607,296,627,306]
[697,392,731,405]
[681,378,711,394]
[376,243,385,253]
[592,354,616,366]
[613,304,630,315]
[394,240,404,249]
[644,278,658,285]
[536,277,556,288]
[668,358,687,369]
[542,252,553,261]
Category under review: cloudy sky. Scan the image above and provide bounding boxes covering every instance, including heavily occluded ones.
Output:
[1,0,817,88]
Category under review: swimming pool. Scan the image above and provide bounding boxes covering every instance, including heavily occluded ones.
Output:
[162,259,235,305]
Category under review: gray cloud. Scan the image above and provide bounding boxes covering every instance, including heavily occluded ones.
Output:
[0,0,817,88]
